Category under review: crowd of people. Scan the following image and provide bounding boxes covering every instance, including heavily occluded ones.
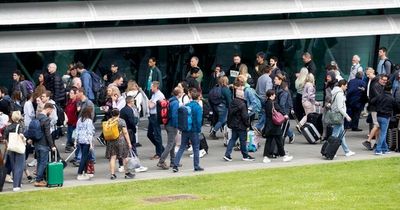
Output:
[1,46,399,192]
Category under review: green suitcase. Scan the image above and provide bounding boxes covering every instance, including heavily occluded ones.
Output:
[47,151,64,187]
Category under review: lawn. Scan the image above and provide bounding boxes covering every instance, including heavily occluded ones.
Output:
[1,157,399,210]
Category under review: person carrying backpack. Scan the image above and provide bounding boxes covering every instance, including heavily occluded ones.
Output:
[157,87,181,169]
[75,62,95,101]
[209,76,232,139]
[223,88,254,162]
[32,103,56,187]
[173,90,204,172]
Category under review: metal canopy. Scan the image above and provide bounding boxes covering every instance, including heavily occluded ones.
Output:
[0,0,399,25]
[0,14,399,53]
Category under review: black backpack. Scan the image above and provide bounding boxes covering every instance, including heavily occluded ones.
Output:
[54,104,65,126]
[383,59,397,75]
[208,86,223,105]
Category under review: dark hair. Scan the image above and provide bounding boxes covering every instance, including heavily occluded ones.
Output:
[266,89,275,99]
[270,56,278,63]
[0,87,7,95]
[337,79,348,87]
[172,87,182,96]
[77,87,86,95]
[13,70,22,77]
[11,91,21,101]
[379,74,389,80]
[179,81,189,94]
[261,65,272,74]
[379,47,388,53]
[149,57,156,63]
[384,83,392,92]
[190,89,200,100]
[70,86,78,94]
[44,90,52,98]
[355,71,363,79]
[190,67,200,75]
[75,61,85,69]
[44,103,54,110]
[215,64,222,69]
[113,74,123,81]
[111,108,120,117]
[80,106,93,122]
[256,51,265,59]
[233,53,241,58]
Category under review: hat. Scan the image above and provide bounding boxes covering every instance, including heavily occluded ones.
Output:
[111,63,118,67]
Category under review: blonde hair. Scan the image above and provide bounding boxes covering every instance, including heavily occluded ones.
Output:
[239,64,248,75]
[126,80,139,92]
[295,67,309,91]
[110,86,121,97]
[11,111,22,123]
[218,76,229,87]
[234,75,247,87]
[305,73,315,85]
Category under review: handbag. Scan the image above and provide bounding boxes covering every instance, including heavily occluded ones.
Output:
[324,110,343,125]
[7,124,26,154]
[272,103,285,126]
[86,159,95,175]
[127,150,141,171]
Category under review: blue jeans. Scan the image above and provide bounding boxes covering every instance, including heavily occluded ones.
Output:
[35,145,49,182]
[147,114,164,156]
[174,131,201,170]
[287,128,294,138]
[225,130,250,158]
[213,104,228,132]
[75,144,96,162]
[332,124,350,153]
[255,110,266,131]
[66,125,76,147]
[376,116,390,153]
[78,144,90,175]
[8,151,25,188]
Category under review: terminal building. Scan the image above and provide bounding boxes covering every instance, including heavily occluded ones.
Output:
[0,0,399,94]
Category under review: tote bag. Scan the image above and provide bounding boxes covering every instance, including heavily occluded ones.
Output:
[7,124,26,154]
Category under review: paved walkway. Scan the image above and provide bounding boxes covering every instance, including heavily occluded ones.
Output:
[2,119,399,193]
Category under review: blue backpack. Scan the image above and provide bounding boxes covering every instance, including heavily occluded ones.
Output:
[24,117,44,142]
[89,71,104,93]
[178,105,192,132]
[208,86,223,105]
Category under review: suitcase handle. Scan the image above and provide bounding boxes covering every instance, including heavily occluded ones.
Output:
[49,149,58,163]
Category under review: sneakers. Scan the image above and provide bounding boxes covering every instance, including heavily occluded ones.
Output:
[383,151,392,155]
[125,172,135,179]
[150,155,160,160]
[97,136,106,146]
[77,174,90,181]
[5,174,13,183]
[174,146,179,154]
[87,173,94,178]
[135,166,148,173]
[223,155,232,162]
[110,174,117,180]
[242,156,255,161]
[135,142,142,147]
[263,156,271,163]
[194,167,204,172]
[34,181,47,187]
[118,166,125,173]
[375,152,383,155]
[187,146,193,152]
[283,155,293,162]
[157,162,169,170]
[345,151,356,157]
[289,134,295,144]
[362,141,372,150]
[65,146,74,153]
[209,131,218,140]
[13,187,21,192]
[295,125,302,134]
[27,159,37,167]
[172,166,179,173]
[27,175,34,183]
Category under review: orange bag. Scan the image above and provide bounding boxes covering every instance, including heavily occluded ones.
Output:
[102,119,119,141]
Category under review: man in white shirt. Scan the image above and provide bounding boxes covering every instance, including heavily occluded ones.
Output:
[147,81,165,160]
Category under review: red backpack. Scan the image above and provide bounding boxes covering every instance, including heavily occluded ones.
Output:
[157,99,169,125]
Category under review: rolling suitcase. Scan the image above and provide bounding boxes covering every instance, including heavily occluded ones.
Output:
[386,128,398,151]
[306,112,323,135]
[281,120,290,140]
[321,130,346,160]
[47,150,64,187]
[301,123,321,144]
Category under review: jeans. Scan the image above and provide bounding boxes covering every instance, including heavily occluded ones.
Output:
[8,151,25,188]
[376,116,390,153]
[75,144,96,162]
[287,128,294,138]
[159,125,177,164]
[213,104,228,132]
[78,144,90,175]
[147,114,164,156]
[66,125,76,147]
[224,130,250,158]
[255,111,266,131]
[174,131,201,170]
[35,145,49,182]
[332,124,350,153]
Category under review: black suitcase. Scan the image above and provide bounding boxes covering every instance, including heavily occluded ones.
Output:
[386,128,399,152]
[281,120,290,140]
[301,122,321,144]
[307,112,323,135]
[321,130,346,160]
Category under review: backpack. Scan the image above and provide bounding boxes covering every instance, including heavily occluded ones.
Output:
[383,59,396,75]
[178,105,192,132]
[102,118,119,141]
[89,71,104,93]
[157,99,169,125]
[24,117,44,142]
[54,104,65,126]
[21,80,35,94]
[208,86,223,105]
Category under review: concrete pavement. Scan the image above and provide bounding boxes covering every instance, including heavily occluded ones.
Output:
[2,119,399,193]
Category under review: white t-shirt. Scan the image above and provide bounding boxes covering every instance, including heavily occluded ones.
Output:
[149,90,165,114]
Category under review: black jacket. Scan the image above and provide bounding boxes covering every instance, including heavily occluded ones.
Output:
[264,99,285,136]
[367,77,382,111]
[45,73,66,105]
[227,98,249,131]
[35,113,55,148]
[304,61,317,75]
[373,92,399,118]
[120,105,137,132]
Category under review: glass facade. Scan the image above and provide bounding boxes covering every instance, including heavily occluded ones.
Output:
[0,34,398,98]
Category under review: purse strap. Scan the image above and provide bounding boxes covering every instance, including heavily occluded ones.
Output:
[15,124,19,133]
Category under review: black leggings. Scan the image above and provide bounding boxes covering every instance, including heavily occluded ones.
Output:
[263,135,285,158]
